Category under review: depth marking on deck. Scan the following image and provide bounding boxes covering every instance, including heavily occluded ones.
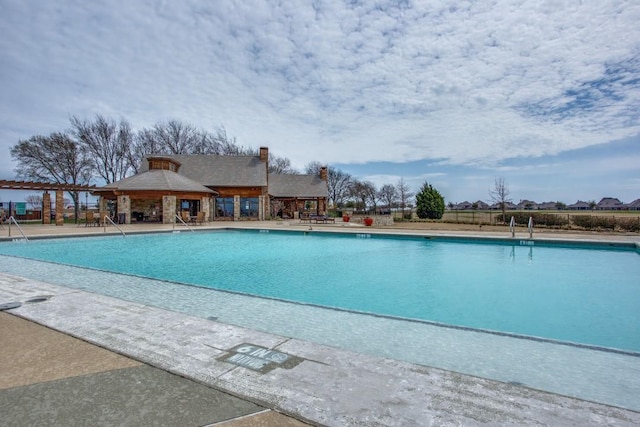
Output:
[220,343,303,373]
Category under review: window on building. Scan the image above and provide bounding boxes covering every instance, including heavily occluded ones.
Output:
[180,199,200,217]
[240,197,259,217]
[216,197,234,218]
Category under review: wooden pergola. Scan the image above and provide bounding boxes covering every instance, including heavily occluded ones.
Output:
[0,180,96,226]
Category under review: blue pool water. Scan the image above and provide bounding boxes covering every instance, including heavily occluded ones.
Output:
[1,230,639,352]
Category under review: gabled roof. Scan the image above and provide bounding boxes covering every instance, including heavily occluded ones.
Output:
[538,202,557,209]
[626,198,640,208]
[517,200,538,208]
[568,200,591,208]
[96,169,216,194]
[597,197,624,207]
[268,174,328,198]
[140,155,267,187]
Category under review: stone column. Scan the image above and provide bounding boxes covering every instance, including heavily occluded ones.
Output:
[200,196,210,221]
[118,195,131,224]
[319,198,326,215]
[55,190,64,226]
[98,197,108,224]
[233,195,240,221]
[42,191,51,224]
[162,195,176,224]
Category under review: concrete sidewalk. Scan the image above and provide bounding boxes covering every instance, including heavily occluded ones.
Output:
[0,312,308,426]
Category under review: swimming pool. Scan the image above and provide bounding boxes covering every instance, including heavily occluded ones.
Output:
[1,229,639,353]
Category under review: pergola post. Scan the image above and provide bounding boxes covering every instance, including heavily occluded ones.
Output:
[42,191,51,224]
[55,190,64,226]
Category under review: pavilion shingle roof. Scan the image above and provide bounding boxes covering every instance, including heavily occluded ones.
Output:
[98,169,216,193]
[140,155,267,187]
[268,174,328,198]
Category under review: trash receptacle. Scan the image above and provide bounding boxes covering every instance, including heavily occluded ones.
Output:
[118,213,126,224]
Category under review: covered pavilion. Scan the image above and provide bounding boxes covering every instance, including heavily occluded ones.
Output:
[92,157,217,224]
[0,180,95,226]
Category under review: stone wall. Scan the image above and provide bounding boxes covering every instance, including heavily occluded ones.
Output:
[354,215,394,226]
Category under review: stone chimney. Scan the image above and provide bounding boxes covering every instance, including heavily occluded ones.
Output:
[259,146,269,162]
[320,166,328,181]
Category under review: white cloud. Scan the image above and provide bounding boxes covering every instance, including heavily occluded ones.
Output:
[0,0,638,201]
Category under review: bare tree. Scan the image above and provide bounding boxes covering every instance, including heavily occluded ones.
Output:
[129,128,161,173]
[378,184,398,213]
[364,181,378,213]
[25,194,42,210]
[489,177,511,223]
[269,154,298,174]
[330,169,353,208]
[154,120,205,154]
[129,122,248,172]
[269,199,286,218]
[211,126,255,155]
[349,180,377,213]
[70,115,134,184]
[305,162,354,208]
[304,161,323,175]
[11,132,93,220]
[396,177,414,218]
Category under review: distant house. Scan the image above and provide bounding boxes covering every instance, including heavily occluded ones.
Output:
[473,200,490,210]
[568,200,592,210]
[489,202,517,210]
[625,199,640,211]
[596,197,625,211]
[517,200,538,210]
[537,201,558,210]
[453,201,473,210]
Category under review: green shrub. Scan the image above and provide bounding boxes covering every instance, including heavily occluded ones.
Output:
[415,182,445,219]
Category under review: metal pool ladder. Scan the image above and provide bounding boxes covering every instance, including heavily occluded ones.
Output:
[7,216,28,242]
[103,215,126,237]
[174,214,194,232]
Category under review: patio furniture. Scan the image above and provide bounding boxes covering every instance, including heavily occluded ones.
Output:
[85,211,99,227]
[195,211,206,225]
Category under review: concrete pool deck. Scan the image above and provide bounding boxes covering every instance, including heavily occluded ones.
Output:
[1,221,639,425]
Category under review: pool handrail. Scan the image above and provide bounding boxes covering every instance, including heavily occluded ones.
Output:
[509,216,516,238]
[528,216,534,238]
[174,214,194,232]
[102,215,126,237]
[7,216,29,242]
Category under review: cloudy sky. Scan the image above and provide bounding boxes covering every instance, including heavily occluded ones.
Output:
[1,0,639,204]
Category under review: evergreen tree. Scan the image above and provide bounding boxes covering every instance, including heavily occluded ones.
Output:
[415,182,445,219]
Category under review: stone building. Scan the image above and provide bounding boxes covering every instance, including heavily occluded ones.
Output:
[94,147,329,223]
